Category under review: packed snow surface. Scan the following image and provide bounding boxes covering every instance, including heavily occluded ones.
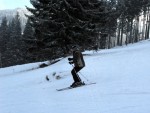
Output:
[0,40,150,113]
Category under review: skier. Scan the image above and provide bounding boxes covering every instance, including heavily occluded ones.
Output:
[68,45,85,87]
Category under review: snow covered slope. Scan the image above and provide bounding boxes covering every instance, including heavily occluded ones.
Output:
[0,39,150,113]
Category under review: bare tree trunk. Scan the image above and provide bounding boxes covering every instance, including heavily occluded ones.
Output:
[108,34,111,49]
[125,21,130,45]
[145,10,149,39]
[132,21,135,43]
[146,7,150,39]
[98,32,101,49]
[117,19,121,46]
[129,19,133,43]
[142,10,146,40]
[0,53,2,68]
[120,17,124,46]
[125,32,128,46]
[113,32,117,47]
[134,16,139,42]
[147,16,150,39]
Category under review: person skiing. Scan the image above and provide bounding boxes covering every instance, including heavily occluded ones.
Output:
[68,45,85,87]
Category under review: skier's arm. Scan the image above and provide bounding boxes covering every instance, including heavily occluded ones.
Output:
[69,61,73,64]
[68,57,73,61]
[68,58,73,64]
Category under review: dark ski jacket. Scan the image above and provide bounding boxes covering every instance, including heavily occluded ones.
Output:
[72,50,85,68]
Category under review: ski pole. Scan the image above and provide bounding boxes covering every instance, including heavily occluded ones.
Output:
[78,71,89,82]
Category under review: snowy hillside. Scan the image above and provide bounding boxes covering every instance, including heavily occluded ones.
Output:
[0,39,150,113]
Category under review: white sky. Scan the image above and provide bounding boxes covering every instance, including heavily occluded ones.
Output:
[0,0,32,10]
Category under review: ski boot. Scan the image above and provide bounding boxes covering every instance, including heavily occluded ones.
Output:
[70,81,85,88]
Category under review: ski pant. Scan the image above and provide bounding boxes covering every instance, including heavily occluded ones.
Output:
[71,67,83,82]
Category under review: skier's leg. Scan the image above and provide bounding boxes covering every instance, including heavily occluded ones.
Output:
[75,67,82,82]
[71,68,78,82]
[71,67,82,82]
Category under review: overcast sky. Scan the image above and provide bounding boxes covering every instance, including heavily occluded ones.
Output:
[0,0,32,10]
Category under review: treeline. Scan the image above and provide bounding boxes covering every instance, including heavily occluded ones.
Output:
[116,0,150,46]
[0,13,34,67]
[0,0,150,68]
[0,13,24,67]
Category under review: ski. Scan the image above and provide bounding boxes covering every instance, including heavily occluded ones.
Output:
[56,82,96,91]
[56,87,73,91]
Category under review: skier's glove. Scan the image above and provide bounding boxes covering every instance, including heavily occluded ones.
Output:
[68,58,73,61]
[69,62,73,64]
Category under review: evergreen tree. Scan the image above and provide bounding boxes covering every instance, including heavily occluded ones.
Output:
[26,0,112,61]
[0,17,9,53]
[23,18,34,39]
[3,13,23,67]
[8,13,22,48]
[0,17,9,67]
[23,18,35,62]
